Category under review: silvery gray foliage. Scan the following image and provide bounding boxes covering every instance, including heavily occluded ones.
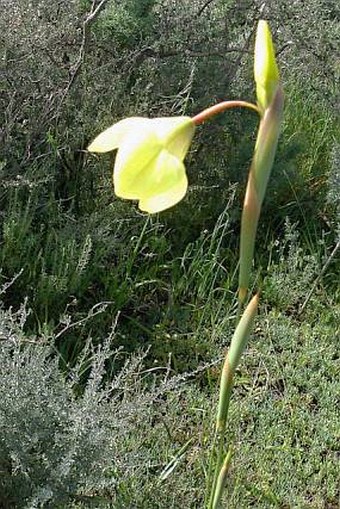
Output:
[0,304,148,507]
[0,303,208,508]
[0,307,116,507]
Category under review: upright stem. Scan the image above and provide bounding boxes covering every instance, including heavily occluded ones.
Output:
[211,448,233,509]
[207,295,259,508]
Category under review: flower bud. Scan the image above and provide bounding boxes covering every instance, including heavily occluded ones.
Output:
[254,20,280,111]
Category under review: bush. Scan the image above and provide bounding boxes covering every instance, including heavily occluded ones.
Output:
[0,303,210,508]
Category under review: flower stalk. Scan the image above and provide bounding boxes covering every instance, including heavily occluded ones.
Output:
[208,294,259,509]
[192,101,259,125]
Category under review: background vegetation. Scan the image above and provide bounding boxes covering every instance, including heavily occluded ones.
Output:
[0,0,339,507]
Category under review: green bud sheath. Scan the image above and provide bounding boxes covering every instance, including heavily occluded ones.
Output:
[238,87,284,301]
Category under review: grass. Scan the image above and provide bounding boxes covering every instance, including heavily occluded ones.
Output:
[1,217,339,508]
[224,309,339,508]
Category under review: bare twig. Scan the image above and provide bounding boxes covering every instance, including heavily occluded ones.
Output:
[127,45,252,68]
[54,301,114,340]
[0,269,24,296]
[56,0,110,118]
[196,0,218,17]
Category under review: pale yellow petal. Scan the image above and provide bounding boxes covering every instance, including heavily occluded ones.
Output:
[138,153,188,213]
[87,117,147,153]
[138,175,188,213]
[113,128,161,198]
[152,117,195,159]
[116,149,185,201]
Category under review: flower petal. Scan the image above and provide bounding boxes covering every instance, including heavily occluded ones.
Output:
[138,178,187,213]
[89,115,194,212]
[114,127,162,198]
[138,153,188,213]
[87,117,147,153]
[152,117,195,159]
[134,150,186,198]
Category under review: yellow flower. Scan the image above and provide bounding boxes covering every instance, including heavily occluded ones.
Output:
[254,20,280,112]
[88,116,195,213]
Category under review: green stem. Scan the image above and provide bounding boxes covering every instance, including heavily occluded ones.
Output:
[211,448,233,509]
[208,431,227,509]
[205,430,218,507]
[192,101,260,125]
[207,295,259,508]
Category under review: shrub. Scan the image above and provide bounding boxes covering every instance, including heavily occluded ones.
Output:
[0,302,210,508]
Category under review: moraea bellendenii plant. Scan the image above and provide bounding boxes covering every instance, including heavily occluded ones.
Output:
[87,19,283,508]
